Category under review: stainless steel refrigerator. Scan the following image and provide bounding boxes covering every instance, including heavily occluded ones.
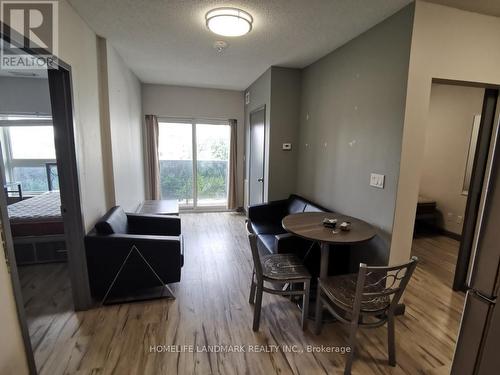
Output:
[451,129,500,374]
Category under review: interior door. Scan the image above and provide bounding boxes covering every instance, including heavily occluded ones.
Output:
[249,107,265,206]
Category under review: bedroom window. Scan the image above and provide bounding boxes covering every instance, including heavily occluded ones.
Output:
[0,116,58,195]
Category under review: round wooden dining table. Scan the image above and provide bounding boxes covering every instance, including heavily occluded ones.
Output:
[282,212,377,280]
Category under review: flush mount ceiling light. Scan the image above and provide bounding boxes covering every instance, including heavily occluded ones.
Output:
[205,7,253,37]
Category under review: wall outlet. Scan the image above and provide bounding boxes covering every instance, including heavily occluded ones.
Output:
[457,215,463,224]
[282,143,292,151]
[370,173,385,189]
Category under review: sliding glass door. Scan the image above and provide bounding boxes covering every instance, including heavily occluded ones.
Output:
[158,120,230,209]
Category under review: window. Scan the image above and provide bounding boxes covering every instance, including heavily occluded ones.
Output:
[158,122,194,207]
[196,123,230,207]
[0,117,59,195]
[158,119,231,209]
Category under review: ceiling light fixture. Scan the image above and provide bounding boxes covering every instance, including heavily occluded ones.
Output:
[205,7,253,37]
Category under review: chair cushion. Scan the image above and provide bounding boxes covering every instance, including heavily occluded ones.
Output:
[261,254,310,280]
[95,206,128,235]
[320,273,390,312]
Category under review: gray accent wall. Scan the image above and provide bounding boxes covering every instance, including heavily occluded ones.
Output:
[269,68,301,201]
[244,68,271,206]
[297,4,414,239]
[244,67,301,207]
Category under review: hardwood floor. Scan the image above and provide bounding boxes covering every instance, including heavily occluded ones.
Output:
[18,262,73,355]
[19,213,465,375]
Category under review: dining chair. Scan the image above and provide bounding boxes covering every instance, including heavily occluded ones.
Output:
[315,256,418,374]
[246,220,311,331]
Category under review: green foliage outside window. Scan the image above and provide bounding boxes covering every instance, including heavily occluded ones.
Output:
[160,160,228,203]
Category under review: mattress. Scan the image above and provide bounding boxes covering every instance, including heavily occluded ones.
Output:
[8,191,64,236]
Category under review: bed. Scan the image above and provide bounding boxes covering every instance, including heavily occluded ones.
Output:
[8,191,66,265]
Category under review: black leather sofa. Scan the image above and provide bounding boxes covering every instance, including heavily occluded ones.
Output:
[248,194,389,277]
[248,194,329,255]
[85,206,183,301]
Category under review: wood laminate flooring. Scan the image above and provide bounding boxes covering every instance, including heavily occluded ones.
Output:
[18,213,465,375]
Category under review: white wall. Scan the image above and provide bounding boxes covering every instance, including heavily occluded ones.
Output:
[391,1,500,263]
[0,242,29,375]
[58,0,110,231]
[0,77,51,114]
[420,83,484,235]
[106,43,145,211]
[142,84,245,207]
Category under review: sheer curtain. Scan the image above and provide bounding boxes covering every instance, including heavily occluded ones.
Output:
[145,115,160,200]
[227,119,238,210]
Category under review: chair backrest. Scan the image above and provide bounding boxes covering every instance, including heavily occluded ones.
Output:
[95,206,129,235]
[353,256,418,314]
[245,220,263,280]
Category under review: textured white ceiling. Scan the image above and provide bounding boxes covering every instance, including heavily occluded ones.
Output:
[68,0,412,90]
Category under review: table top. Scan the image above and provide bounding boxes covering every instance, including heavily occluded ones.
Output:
[136,200,179,215]
[282,212,376,245]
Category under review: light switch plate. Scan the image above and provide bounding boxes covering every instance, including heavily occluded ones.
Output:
[370,173,385,189]
[282,143,292,151]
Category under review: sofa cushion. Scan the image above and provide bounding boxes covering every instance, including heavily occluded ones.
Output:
[257,234,276,254]
[251,221,287,235]
[287,198,307,214]
[304,203,325,213]
[95,206,128,235]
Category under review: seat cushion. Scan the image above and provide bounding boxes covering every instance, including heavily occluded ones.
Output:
[320,273,390,312]
[95,206,128,235]
[303,203,325,213]
[251,221,286,235]
[287,198,307,214]
[261,254,310,280]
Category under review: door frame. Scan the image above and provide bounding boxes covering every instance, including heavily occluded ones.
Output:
[248,105,266,206]
[453,88,500,290]
[1,23,90,374]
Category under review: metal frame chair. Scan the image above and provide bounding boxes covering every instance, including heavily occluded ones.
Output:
[315,256,418,374]
[246,220,311,331]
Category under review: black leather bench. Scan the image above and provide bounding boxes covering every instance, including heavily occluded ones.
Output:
[248,194,389,277]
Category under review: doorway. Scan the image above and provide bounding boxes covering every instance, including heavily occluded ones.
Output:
[413,82,498,290]
[409,82,499,373]
[248,106,265,206]
[0,29,89,374]
[413,83,499,291]
[158,119,231,210]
